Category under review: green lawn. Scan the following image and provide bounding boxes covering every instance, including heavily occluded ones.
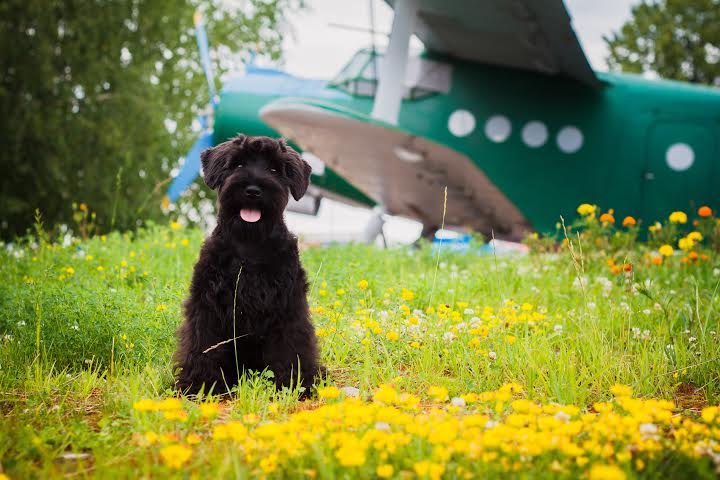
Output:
[1,210,719,479]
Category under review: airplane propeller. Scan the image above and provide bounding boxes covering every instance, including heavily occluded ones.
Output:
[163,11,217,209]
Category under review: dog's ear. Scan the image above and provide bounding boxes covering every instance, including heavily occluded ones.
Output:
[201,135,247,189]
[281,141,312,201]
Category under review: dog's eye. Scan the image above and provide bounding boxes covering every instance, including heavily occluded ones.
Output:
[236,163,244,169]
[269,168,278,174]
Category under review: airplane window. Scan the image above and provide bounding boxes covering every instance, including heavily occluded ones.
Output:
[666,143,694,171]
[448,110,475,137]
[484,115,511,143]
[329,49,452,100]
[521,121,548,148]
[557,126,583,153]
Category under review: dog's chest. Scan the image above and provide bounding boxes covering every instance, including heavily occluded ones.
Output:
[218,254,298,329]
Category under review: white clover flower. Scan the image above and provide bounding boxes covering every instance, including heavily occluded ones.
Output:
[640,423,658,435]
[71,324,79,331]
[554,324,563,334]
[643,309,652,315]
[17,321,26,327]
[689,337,697,343]
[443,332,455,341]
[451,397,466,407]
[463,308,474,315]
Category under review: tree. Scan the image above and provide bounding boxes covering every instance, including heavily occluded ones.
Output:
[0,0,299,239]
[604,0,720,86]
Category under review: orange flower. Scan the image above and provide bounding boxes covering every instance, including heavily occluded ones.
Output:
[698,206,712,217]
[600,212,615,224]
[622,216,636,227]
[611,265,622,275]
[651,256,663,265]
[688,251,699,261]
[622,263,632,272]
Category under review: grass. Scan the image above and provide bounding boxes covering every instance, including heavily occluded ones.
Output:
[1,209,719,479]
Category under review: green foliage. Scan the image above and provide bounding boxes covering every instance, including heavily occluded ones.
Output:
[604,0,720,85]
[1,223,720,477]
[0,0,299,239]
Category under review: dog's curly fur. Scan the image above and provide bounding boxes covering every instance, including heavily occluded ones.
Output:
[173,134,322,396]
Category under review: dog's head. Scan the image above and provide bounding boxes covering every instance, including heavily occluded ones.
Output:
[200,135,311,237]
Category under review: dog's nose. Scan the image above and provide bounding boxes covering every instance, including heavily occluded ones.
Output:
[244,185,262,198]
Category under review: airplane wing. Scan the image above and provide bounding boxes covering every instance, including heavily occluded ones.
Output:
[385,0,600,88]
[261,99,532,239]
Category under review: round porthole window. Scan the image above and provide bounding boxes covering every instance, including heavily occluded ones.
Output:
[557,126,584,153]
[448,110,476,137]
[484,115,512,143]
[521,121,548,148]
[666,143,694,171]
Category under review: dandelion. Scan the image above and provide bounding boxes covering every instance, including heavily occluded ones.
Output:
[659,244,673,257]
[505,335,517,345]
[610,384,632,398]
[577,204,596,216]
[65,267,75,275]
[318,386,341,399]
[156,304,167,312]
[678,237,694,250]
[170,221,182,230]
[622,216,636,227]
[698,206,712,217]
[410,341,421,349]
[401,288,415,301]
[159,444,192,469]
[687,231,703,242]
[336,288,346,296]
[386,331,399,341]
[668,211,687,224]
[180,239,189,247]
[588,464,626,480]
[186,433,201,445]
[376,464,394,478]
[199,402,220,418]
[97,266,104,272]
[428,386,449,402]
[357,279,369,290]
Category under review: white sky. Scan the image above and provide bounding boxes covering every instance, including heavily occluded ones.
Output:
[276,0,637,244]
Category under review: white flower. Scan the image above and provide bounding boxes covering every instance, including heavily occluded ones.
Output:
[643,309,652,315]
[488,351,497,360]
[554,324,563,334]
[639,423,658,435]
[450,397,466,407]
[587,302,596,310]
[689,337,697,343]
[17,321,26,327]
[443,331,455,341]
[485,420,497,429]
[463,308,474,315]
[654,303,662,311]
[71,323,80,331]
[554,411,571,423]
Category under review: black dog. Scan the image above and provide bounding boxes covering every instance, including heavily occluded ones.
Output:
[173,135,322,396]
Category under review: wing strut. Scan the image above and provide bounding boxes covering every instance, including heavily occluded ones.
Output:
[370,0,417,124]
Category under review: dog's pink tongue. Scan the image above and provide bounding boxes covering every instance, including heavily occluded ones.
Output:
[240,208,262,223]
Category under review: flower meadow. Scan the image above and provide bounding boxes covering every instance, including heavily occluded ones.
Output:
[1,205,719,479]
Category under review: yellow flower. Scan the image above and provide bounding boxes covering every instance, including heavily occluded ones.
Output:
[386,331,399,341]
[186,433,202,445]
[401,288,415,301]
[181,238,190,247]
[414,461,445,480]
[143,431,159,445]
[120,260,127,268]
[577,204,596,216]
[377,464,394,478]
[156,303,168,312]
[428,386,449,402]
[318,386,341,399]
[687,231,703,242]
[133,399,158,411]
[259,453,278,473]
[610,384,632,398]
[170,221,182,230]
[159,444,192,469]
[96,265,104,272]
[335,443,366,466]
[410,341,421,349]
[668,211,687,224]
[357,279,369,290]
[678,237,694,251]
[588,464,626,480]
[505,335,517,345]
[199,402,220,418]
[336,289,346,296]
[658,245,674,257]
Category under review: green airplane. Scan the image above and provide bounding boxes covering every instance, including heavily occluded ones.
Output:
[168,1,720,241]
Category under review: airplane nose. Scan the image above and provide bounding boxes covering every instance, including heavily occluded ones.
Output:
[244,185,262,198]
